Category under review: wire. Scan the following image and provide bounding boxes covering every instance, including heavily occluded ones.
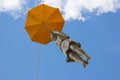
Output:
[42,0,44,4]
[36,46,41,80]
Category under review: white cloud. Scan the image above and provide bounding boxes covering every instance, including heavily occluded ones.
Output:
[0,0,120,21]
[0,0,27,19]
[44,0,66,11]
[44,0,120,21]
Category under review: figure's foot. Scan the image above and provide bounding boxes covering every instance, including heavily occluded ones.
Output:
[87,56,91,61]
[83,61,88,68]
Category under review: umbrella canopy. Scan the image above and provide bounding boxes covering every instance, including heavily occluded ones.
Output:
[25,4,65,45]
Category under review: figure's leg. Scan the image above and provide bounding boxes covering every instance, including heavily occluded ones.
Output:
[70,43,91,61]
[68,52,88,68]
[78,48,91,61]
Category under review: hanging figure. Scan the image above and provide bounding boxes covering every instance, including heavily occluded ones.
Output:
[50,31,91,68]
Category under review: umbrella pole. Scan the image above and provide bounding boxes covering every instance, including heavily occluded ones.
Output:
[43,23,53,33]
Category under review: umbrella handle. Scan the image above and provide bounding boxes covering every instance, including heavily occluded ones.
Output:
[42,22,52,33]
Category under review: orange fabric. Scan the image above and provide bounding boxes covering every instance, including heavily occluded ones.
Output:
[25,4,65,45]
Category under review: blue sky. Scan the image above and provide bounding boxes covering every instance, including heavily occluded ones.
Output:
[0,0,120,80]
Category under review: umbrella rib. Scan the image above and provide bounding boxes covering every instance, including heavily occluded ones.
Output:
[25,22,41,27]
[45,9,58,22]
[31,24,44,41]
[48,21,65,24]
[45,9,64,24]
[29,11,43,22]
[48,22,64,31]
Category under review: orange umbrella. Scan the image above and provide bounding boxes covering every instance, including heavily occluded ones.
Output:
[25,4,65,45]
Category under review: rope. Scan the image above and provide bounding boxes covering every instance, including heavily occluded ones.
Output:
[36,46,41,80]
